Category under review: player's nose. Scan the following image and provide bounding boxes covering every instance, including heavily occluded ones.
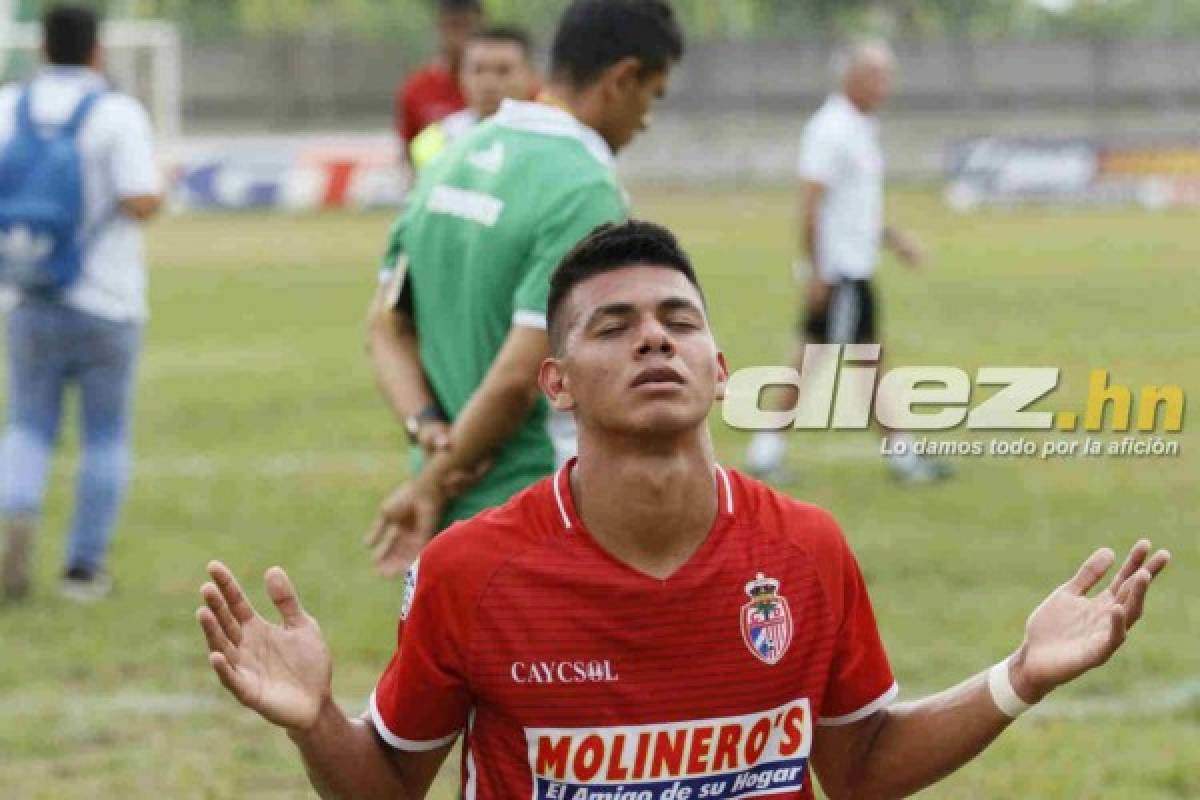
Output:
[635,317,674,356]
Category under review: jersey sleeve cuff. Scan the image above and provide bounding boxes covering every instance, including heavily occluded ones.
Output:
[512,309,547,330]
[368,689,461,751]
[816,682,899,727]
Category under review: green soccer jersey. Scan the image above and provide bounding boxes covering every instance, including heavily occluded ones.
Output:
[379,100,627,526]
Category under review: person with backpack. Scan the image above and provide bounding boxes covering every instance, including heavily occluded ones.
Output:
[0,5,162,603]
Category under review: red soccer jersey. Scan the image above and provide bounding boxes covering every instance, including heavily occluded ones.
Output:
[395,64,466,149]
[371,460,896,799]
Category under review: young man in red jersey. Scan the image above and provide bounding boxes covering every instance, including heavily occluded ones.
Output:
[197,221,1169,799]
[394,0,481,160]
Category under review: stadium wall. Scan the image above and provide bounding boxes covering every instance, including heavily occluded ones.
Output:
[152,36,1200,205]
[176,36,1200,129]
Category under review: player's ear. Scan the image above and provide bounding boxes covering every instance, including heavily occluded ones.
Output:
[603,56,642,98]
[539,358,576,412]
[714,351,730,402]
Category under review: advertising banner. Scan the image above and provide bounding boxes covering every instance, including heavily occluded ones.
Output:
[945,136,1200,210]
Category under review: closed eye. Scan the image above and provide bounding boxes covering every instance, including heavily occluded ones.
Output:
[666,318,701,331]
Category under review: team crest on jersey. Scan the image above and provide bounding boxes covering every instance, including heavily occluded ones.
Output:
[740,572,793,665]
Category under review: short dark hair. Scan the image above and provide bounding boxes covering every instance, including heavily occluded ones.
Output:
[471,25,532,56]
[550,0,684,89]
[43,5,98,67]
[437,0,482,15]
[547,219,705,353]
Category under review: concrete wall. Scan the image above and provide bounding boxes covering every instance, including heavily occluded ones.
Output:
[177,35,1200,129]
[139,35,1200,183]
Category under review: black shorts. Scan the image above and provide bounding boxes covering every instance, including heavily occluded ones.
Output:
[802,278,877,344]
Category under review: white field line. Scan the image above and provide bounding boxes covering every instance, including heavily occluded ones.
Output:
[138,347,309,378]
[43,441,878,481]
[1027,677,1200,720]
[0,691,367,720]
[0,682,1196,723]
[52,451,403,479]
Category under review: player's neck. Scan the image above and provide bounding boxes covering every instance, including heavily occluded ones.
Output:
[570,432,719,581]
[543,80,606,139]
[842,89,873,115]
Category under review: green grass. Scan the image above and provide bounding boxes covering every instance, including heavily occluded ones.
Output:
[0,189,1196,798]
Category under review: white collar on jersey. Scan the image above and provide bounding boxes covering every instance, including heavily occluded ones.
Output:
[39,65,108,90]
[492,99,616,169]
[552,459,735,532]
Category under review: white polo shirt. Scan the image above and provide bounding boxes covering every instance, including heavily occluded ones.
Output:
[0,66,161,322]
[440,108,480,142]
[797,93,884,282]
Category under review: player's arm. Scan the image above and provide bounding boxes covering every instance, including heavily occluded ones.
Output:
[795,117,835,311]
[799,179,825,274]
[799,180,830,311]
[196,562,451,799]
[110,99,164,222]
[366,325,547,576]
[811,670,1012,799]
[292,709,451,799]
[883,224,924,268]
[365,207,459,460]
[290,705,450,800]
[811,541,1169,799]
[365,269,441,429]
[419,324,547,491]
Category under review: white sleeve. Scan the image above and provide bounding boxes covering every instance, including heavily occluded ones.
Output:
[108,97,162,198]
[797,115,843,187]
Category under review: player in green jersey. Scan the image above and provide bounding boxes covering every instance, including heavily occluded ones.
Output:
[365,0,685,576]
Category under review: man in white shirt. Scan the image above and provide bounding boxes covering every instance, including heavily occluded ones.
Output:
[746,40,951,484]
[0,4,162,603]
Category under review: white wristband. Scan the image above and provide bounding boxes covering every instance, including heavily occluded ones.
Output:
[988,657,1034,719]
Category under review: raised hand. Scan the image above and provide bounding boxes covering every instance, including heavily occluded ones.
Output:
[196,561,332,731]
[1011,539,1170,703]
[365,477,445,579]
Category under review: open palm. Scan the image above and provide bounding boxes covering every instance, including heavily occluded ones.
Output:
[1018,540,1170,701]
[196,561,332,730]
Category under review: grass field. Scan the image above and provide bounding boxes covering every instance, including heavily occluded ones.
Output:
[0,187,1196,799]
